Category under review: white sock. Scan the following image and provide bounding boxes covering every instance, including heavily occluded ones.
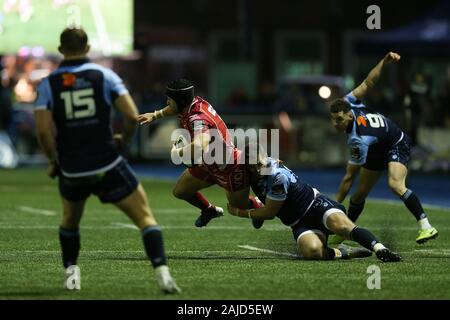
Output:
[419,218,432,230]
[333,248,342,259]
[373,243,386,252]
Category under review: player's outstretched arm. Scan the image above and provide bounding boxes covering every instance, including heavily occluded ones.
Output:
[137,105,177,125]
[352,52,401,100]
[228,198,283,220]
[336,163,361,202]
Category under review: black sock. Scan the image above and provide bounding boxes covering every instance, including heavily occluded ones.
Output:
[400,189,427,221]
[348,198,365,222]
[142,225,167,268]
[325,247,336,260]
[350,226,379,251]
[59,227,80,268]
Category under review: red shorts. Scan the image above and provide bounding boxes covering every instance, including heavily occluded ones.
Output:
[188,163,249,192]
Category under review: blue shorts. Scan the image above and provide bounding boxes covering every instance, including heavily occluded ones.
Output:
[291,195,346,242]
[58,159,139,203]
[363,135,411,171]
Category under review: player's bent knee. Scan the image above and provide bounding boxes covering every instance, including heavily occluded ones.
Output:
[172,188,184,199]
[172,187,192,200]
[297,231,326,260]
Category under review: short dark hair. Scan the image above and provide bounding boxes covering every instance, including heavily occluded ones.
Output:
[330,98,351,113]
[166,79,194,110]
[60,27,88,54]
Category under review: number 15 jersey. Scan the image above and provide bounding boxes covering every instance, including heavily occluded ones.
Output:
[35,58,127,177]
[344,92,404,166]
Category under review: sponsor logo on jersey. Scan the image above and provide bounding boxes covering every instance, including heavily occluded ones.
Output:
[356,115,367,127]
[62,73,77,87]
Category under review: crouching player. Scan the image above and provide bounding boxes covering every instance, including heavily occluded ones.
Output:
[227,145,401,262]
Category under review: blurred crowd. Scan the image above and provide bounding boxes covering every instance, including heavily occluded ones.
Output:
[1,55,450,170]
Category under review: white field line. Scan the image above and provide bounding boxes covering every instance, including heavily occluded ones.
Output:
[3,249,246,255]
[369,198,450,211]
[0,223,449,232]
[109,223,287,231]
[238,245,298,258]
[111,222,138,230]
[68,208,198,214]
[238,246,450,259]
[0,223,289,231]
[17,206,56,216]
[2,247,449,258]
[413,249,450,256]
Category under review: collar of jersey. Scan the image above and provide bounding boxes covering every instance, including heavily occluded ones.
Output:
[60,58,90,67]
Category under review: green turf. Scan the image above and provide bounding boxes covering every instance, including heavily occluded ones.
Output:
[0,168,449,300]
[0,0,132,55]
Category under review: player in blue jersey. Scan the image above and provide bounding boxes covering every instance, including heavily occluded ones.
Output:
[227,144,401,262]
[329,52,438,245]
[34,27,180,293]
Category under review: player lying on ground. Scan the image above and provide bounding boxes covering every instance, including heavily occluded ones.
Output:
[227,145,401,262]
[137,79,262,228]
[34,27,180,294]
[329,52,438,245]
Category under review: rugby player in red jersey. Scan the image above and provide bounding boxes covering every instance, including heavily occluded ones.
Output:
[138,79,263,228]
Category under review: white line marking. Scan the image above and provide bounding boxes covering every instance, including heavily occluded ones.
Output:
[17,206,56,216]
[0,224,448,232]
[238,245,298,258]
[0,224,285,231]
[414,249,450,255]
[85,208,198,214]
[369,198,450,211]
[2,249,244,255]
[111,222,138,230]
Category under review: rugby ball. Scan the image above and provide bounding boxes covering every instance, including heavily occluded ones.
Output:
[174,134,189,149]
[174,135,195,168]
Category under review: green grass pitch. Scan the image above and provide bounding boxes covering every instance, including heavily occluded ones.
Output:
[0,0,132,55]
[0,168,449,300]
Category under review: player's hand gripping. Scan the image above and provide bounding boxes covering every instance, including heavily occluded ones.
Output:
[383,52,401,64]
[137,112,157,125]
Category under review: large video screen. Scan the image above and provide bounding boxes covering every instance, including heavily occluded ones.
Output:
[0,0,133,56]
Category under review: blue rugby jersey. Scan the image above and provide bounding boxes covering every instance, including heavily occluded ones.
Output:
[35,59,128,177]
[344,92,404,166]
[250,158,317,226]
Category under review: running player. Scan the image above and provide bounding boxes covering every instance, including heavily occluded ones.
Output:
[34,27,180,293]
[137,79,262,228]
[329,52,438,244]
